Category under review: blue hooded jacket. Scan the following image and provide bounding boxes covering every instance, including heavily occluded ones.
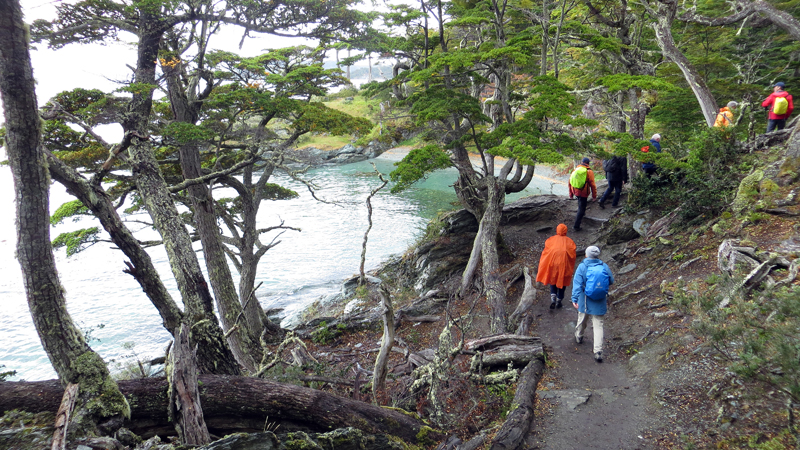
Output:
[642,138,661,171]
[571,258,614,315]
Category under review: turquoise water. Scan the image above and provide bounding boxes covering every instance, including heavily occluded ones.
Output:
[0,154,565,380]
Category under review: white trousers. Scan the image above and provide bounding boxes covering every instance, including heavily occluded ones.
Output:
[575,312,604,354]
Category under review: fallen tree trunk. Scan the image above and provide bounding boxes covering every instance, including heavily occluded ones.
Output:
[488,357,546,450]
[469,344,545,372]
[0,375,440,443]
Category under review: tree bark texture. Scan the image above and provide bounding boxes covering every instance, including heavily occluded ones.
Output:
[508,267,537,335]
[45,154,184,334]
[178,142,258,373]
[218,172,282,342]
[373,286,395,402]
[481,177,508,334]
[0,0,129,429]
[123,23,240,376]
[0,376,441,443]
[488,358,546,450]
[628,89,651,140]
[651,0,718,126]
[164,61,261,370]
[128,139,240,376]
[168,325,211,445]
[51,383,78,450]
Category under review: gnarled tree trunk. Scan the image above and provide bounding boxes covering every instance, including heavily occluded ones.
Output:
[0,0,128,432]
[651,0,718,126]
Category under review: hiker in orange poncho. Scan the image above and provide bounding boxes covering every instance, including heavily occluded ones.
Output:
[536,223,577,309]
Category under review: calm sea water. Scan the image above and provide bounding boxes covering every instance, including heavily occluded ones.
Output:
[0,152,566,380]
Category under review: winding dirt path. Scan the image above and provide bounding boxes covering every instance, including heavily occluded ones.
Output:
[504,194,658,449]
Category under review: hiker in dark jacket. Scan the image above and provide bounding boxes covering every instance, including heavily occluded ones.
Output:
[572,246,614,362]
[641,134,661,176]
[568,157,597,232]
[598,155,628,209]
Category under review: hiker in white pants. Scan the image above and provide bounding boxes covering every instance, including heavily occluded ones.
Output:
[571,246,614,362]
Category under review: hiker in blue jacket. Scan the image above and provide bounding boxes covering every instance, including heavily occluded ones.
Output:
[641,133,661,176]
[572,246,614,362]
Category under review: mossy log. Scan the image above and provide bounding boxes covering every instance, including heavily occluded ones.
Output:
[0,375,440,443]
[488,357,546,450]
[469,344,545,372]
[465,335,542,351]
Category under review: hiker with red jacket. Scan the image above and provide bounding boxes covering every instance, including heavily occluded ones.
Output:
[568,157,597,232]
[762,82,793,132]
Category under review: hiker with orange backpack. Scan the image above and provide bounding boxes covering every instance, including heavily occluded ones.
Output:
[762,82,793,132]
[713,101,738,128]
[568,157,597,232]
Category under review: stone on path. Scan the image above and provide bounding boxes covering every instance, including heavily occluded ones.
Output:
[538,389,592,411]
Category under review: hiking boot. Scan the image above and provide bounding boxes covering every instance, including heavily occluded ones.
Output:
[550,294,557,309]
[575,335,583,344]
[556,300,563,309]
[594,352,603,362]
[549,301,556,309]
[573,226,582,232]
[598,202,605,209]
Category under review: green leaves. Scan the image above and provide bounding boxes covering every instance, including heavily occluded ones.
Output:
[407,86,489,125]
[163,122,216,145]
[52,227,101,256]
[390,145,452,193]
[596,75,676,94]
[292,102,373,135]
[51,200,90,225]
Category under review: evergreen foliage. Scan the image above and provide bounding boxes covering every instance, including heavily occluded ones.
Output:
[627,128,746,227]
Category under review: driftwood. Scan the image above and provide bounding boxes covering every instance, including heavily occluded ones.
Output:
[51,383,78,450]
[508,267,537,335]
[0,375,440,442]
[168,324,210,446]
[488,357,546,450]
[465,334,541,352]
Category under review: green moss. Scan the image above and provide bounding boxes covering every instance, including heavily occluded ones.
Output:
[381,406,422,420]
[778,157,800,184]
[70,351,131,420]
[415,426,436,447]
[282,431,323,450]
[389,435,420,450]
[732,169,764,213]
[760,178,780,196]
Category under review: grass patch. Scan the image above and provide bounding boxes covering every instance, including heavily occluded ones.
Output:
[295,134,353,150]
[324,97,379,120]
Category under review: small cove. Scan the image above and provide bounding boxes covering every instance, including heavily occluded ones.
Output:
[0,150,567,380]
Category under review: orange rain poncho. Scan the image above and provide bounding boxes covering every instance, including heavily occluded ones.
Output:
[535,224,577,289]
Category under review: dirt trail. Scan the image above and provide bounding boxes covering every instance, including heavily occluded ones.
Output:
[505,193,658,449]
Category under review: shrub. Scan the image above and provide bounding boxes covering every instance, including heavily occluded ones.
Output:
[674,278,800,404]
[627,128,746,228]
